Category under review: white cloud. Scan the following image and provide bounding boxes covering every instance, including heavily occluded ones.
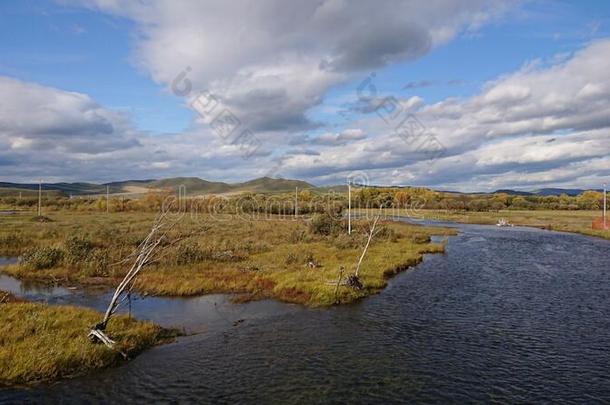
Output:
[265,40,610,190]
[4,3,609,191]
[65,0,510,132]
[0,76,140,154]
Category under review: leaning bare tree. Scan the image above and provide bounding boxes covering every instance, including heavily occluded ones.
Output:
[346,213,381,290]
[330,211,383,300]
[89,206,199,349]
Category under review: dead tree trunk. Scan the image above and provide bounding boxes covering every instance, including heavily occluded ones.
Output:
[354,214,380,278]
[347,213,381,290]
[89,211,179,348]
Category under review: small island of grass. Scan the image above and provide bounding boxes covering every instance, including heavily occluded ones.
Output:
[0,292,176,386]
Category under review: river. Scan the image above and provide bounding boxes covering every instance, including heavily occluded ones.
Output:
[1,220,610,403]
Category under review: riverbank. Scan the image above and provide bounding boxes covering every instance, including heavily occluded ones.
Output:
[423,209,609,240]
[354,209,609,241]
[0,212,455,306]
[0,291,177,386]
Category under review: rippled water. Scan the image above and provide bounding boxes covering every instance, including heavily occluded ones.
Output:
[2,222,610,403]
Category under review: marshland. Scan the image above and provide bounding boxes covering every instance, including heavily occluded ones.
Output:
[3,183,609,390]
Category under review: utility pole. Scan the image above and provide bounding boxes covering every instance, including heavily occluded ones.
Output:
[106,185,110,214]
[348,181,352,235]
[604,183,608,229]
[38,179,42,216]
[295,187,298,219]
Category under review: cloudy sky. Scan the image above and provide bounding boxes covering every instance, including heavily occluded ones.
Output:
[1,0,609,191]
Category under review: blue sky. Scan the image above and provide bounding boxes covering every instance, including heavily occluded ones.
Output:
[0,0,190,133]
[1,0,609,190]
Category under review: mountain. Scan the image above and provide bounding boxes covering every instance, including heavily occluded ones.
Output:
[0,177,316,197]
[530,188,595,197]
[235,177,313,193]
[493,188,599,197]
[0,181,106,196]
[493,189,534,196]
[0,178,598,198]
[150,177,232,194]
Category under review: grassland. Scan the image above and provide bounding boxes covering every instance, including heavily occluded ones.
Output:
[0,294,176,386]
[0,211,454,306]
[355,209,610,240]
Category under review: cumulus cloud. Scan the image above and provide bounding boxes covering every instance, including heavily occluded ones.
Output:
[0,76,140,154]
[65,0,510,133]
[4,2,609,191]
[263,40,610,190]
[0,76,270,182]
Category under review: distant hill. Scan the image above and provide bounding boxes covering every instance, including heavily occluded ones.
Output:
[150,177,232,194]
[493,189,534,196]
[531,188,597,196]
[0,178,598,198]
[0,181,105,195]
[493,188,599,197]
[235,177,313,193]
[0,177,316,197]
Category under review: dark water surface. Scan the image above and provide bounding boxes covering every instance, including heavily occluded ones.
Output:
[2,222,610,404]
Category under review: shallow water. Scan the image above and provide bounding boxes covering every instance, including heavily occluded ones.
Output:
[2,221,610,403]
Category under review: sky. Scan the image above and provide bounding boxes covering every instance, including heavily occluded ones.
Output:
[1,0,609,191]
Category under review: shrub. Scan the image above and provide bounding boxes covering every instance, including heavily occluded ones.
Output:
[83,249,110,277]
[308,213,343,236]
[376,226,398,242]
[21,247,64,270]
[64,236,95,265]
[0,233,28,252]
[175,242,206,265]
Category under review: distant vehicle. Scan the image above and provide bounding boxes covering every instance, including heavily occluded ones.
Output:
[496,218,514,227]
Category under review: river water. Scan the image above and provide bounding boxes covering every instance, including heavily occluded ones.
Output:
[1,221,610,403]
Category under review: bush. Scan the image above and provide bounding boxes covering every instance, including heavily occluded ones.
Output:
[0,233,28,251]
[64,236,95,265]
[309,213,343,236]
[21,247,64,270]
[375,226,398,242]
[83,249,110,277]
[175,242,206,265]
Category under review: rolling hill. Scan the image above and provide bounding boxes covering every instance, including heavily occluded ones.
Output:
[0,177,316,197]
[0,177,599,198]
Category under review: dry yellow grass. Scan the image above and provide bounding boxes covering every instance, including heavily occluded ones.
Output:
[0,297,176,386]
[0,211,455,306]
